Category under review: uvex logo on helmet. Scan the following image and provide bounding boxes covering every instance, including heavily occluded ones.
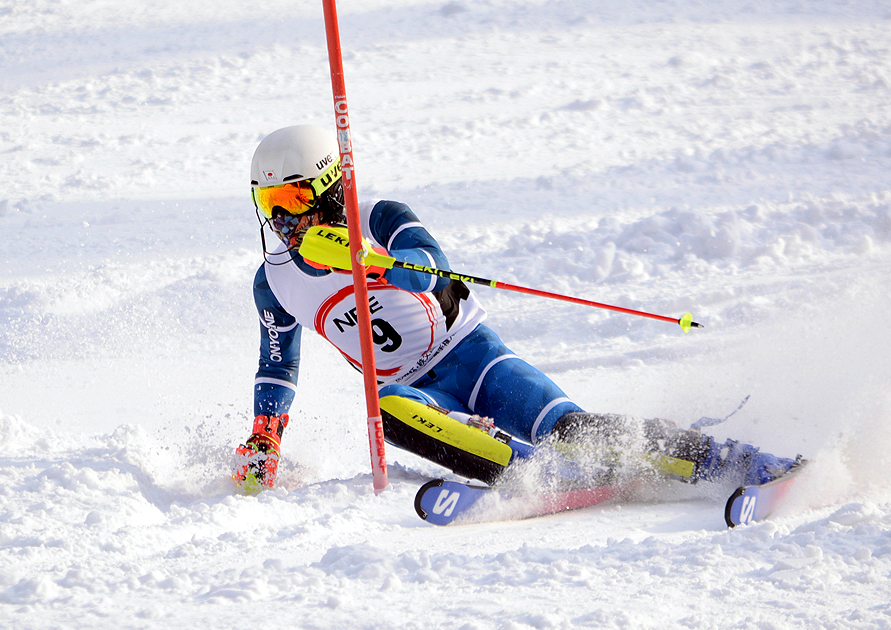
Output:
[316,153,335,171]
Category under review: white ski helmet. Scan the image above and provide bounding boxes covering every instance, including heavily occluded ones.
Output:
[250,125,345,251]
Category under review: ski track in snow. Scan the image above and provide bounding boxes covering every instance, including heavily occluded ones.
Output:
[2,1,891,628]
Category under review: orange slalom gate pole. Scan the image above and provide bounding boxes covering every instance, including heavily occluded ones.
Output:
[322,0,388,494]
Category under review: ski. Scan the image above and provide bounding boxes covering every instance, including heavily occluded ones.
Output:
[724,457,809,527]
[416,456,809,528]
[414,478,625,526]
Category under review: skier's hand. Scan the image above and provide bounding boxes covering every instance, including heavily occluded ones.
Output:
[364,247,390,280]
[234,414,289,493]
[298,225,395,277]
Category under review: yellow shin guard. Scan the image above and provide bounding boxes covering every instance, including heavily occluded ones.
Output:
[379,396,513,484]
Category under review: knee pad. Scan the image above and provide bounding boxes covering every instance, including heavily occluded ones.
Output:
[379,395,513,484]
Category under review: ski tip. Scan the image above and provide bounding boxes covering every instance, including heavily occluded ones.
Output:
[414,479,445,520]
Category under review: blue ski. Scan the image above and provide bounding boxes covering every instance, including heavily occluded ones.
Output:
[414,478,624,526]
[724,458,809,527]
[416,459,809,528]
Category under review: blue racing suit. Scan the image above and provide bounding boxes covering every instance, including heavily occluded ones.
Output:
[252,200,583,445]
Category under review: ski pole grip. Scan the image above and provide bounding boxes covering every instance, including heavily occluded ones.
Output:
[299,225,395,271]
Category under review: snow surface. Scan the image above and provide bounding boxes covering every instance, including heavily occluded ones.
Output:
[2,0,891,627]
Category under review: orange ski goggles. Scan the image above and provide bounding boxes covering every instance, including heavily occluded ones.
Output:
[252,157,342,218]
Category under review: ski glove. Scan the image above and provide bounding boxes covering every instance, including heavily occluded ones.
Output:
[299,224,395,279]
[234,414,289,493]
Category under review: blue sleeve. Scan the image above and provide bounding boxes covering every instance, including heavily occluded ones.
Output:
[368,200,451,293]
[253,265,302,417]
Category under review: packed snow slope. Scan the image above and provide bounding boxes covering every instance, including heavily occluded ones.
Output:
[2,0,891,628]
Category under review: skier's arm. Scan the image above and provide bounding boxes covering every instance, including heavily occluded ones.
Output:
[252,265,302,416]
[234,266,301,492]
[368,200,452,293]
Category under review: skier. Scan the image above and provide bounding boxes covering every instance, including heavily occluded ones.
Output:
[234,124,799,493]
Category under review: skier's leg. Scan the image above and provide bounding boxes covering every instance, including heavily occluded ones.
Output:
[397,324,797,486]
[552,412,799,485]
[410,324,584,444]
[378,383,467,415]
[377,383,531,484]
